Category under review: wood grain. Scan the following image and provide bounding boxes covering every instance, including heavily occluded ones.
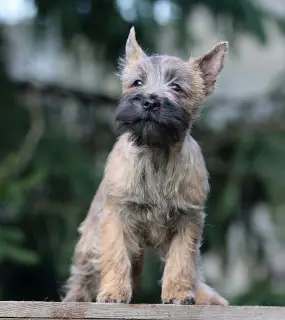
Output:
[0,301,284,320]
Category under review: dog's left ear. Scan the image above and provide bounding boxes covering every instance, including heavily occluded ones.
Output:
[125,26,147,65]
[191,42,228,96]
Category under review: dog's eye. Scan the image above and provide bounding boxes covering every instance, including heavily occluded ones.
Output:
[170,83,182,93]
[132,80,143,87]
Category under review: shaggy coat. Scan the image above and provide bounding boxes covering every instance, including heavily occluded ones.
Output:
[63,27,229,306]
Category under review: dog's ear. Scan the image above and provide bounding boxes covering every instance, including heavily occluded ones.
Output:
[191,42,228,96]
[125,26,147,65]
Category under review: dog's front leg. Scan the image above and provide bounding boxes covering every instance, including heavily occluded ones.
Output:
[161,216,203,305]
[96,198,138,303]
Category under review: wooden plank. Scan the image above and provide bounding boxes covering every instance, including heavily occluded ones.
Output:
[0,301,284,320]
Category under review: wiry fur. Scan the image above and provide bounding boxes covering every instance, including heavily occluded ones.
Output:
[63,27,229,305]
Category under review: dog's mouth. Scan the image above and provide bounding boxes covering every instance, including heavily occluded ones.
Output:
[117,109,159,125]
[115,94,191,147]
[141,110,159,121]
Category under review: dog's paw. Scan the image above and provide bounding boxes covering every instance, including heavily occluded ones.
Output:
[162,296,195,305]
[103,297,127,303]
[162,288,196,305]
[96,288,131,304]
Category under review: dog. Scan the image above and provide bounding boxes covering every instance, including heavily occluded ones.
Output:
[63,26,229,306]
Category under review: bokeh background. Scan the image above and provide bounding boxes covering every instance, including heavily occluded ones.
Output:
[0,0,285,306]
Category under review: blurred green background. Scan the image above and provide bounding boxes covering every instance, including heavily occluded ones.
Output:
[0,0,285,306]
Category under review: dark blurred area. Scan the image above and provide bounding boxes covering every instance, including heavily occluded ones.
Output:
[0,0,285,306]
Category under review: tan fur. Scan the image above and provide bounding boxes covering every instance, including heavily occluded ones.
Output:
[63,27,229,305]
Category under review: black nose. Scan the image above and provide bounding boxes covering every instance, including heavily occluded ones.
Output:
[143,96,161,110]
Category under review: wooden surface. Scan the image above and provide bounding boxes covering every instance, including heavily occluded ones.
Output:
[0,301,284,320]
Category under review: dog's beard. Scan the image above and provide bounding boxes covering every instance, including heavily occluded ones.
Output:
[115,93,191,147]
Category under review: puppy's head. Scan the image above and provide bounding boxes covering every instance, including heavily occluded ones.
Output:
[116,27,228,147]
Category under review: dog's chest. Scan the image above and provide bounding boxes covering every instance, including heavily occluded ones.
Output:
[127,155,191,227]
[114,139,208,247]
[131,152,186,207]
[125,201,185,247]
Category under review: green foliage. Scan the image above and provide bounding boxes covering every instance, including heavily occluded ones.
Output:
[0,154,45,266]
[0,227,39,265]
[231,281,285,306]
[33,0,285,64]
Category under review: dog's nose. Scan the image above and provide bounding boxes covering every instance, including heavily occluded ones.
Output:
[143,97,161,110]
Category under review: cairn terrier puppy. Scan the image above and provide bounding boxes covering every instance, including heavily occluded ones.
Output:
[63,27,229,305]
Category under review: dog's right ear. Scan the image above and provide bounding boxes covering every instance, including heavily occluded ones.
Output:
[125,27,147,64]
